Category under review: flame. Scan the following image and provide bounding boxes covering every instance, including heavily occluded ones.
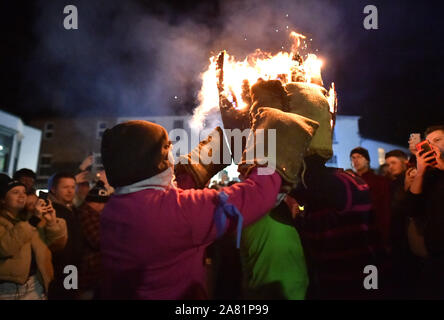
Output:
[327,82,337,114]
[191,31,337,129]
[290,31,306,53]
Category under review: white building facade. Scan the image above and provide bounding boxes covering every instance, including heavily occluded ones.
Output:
[328,115,409,170]
[0,110,42,176]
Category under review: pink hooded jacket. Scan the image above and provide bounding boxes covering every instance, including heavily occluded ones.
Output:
[100,168,281,299]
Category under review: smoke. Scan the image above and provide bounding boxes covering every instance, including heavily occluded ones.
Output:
[26,0,346,119]
[191,0,346,129]
[212,0,346,92]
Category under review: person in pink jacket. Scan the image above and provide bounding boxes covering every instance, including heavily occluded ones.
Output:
[99,95,317,299]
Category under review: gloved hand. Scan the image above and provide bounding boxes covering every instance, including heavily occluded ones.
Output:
[175,127,231,189]
[238,107,319,189]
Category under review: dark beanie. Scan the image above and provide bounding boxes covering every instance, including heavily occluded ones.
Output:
[0,174,26,199]
[86,181,110,203]
[350,147,370,162]
[101,120,170,187]
[13,168,36,181]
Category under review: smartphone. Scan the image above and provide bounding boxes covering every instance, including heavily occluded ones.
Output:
[28,215,41,228]
[38,191,49,205]
[416,140,438,165]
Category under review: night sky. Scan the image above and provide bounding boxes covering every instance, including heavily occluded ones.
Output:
[1,0,443,146]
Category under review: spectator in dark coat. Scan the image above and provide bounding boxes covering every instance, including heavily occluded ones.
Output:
[292,155,384,299]
[388,158,422,299]
[77,180,110,299]
[404,125,444,299]
[47,172,85,300]
[350,147,392,250]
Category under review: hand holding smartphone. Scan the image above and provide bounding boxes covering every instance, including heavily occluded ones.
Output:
[416,140,438,166]
[38,191,49,205]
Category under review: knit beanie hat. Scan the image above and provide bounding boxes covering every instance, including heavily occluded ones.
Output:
[0,174,26,199]
[350,147,370,162]
[85,180,110,203]
[101,120,171,187]
[13,168,37,181]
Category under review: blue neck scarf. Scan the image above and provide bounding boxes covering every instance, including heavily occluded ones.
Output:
[214,191,244,249]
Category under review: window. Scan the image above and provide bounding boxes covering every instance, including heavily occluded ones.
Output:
[43,122,54,140]
[378,148,385,165]
[0,126,14,173]
[96,121,108,139]
[173,120,184,129]
[39,154,52,178]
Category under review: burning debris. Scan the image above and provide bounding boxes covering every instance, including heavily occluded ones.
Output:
[191,31,337,130]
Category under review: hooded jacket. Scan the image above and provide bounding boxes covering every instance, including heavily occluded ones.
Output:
[100,168,281,299]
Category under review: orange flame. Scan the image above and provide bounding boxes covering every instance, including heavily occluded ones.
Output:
[327,83,337,114]
[290,31,306,53]
[191,31,337,129]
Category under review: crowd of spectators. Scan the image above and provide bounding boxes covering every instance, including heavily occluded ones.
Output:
[0,124,443,300]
